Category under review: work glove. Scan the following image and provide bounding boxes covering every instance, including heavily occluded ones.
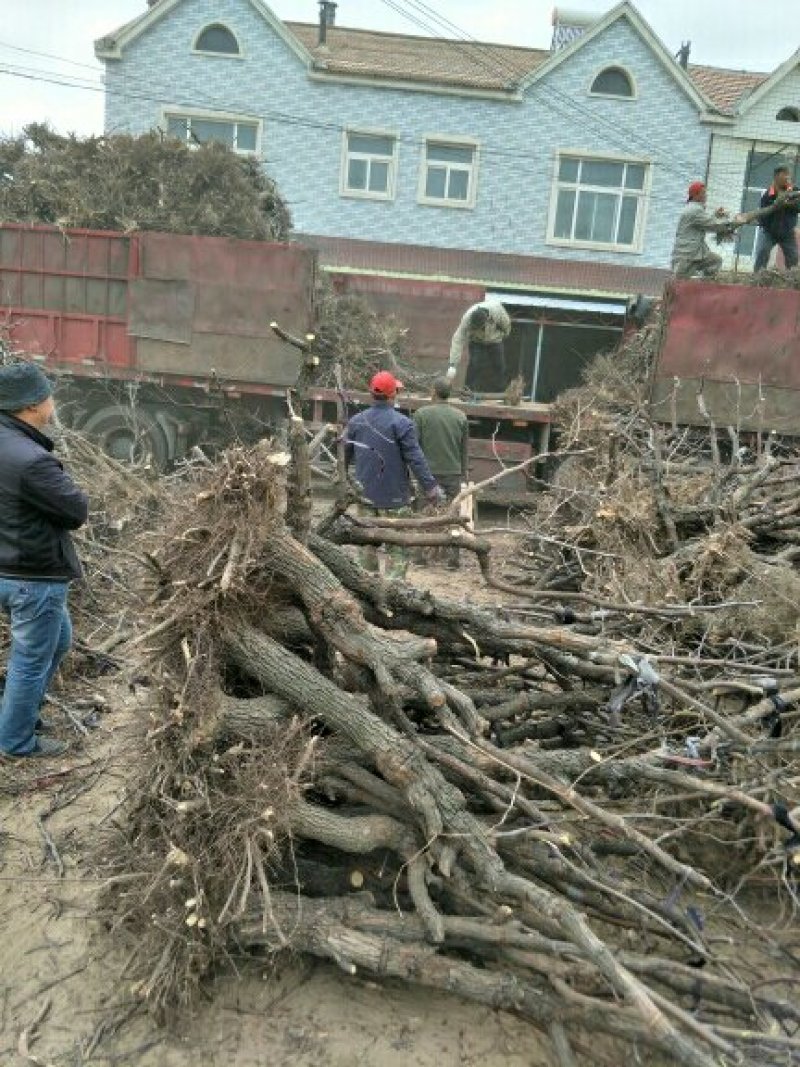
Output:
[445,366,457,382]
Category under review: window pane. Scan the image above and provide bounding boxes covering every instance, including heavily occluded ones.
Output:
[236,124,257,152]
[617,196,638,244]
[166,116,188,140]
[425,166,447,199]
[196,25,240,54]
[554,189,575,238]
[581,160,624,188]
[559,157,579,182]
[190,119,234,147]
[748,150,789,188]
[625,163,645,189]
[591,68,633,97]
[427,143,473,164]
[368,160,389,193]
[575,191,616,242]
[347,158,368,190]
[349,133,394,156]
[447,169,469,200]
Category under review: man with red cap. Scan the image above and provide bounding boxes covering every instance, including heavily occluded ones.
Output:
[671,181,746,279]
[345,371,443,579]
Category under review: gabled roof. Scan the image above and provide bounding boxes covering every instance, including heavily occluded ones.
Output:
[517,2,713,113]
[94,0,312,65]
[95,0,766,117]
[285,22,547,93]
[688,64,768,115]
[732,48,800,116]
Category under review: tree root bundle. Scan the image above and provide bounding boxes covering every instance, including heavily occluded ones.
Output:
[99,432,800,1067]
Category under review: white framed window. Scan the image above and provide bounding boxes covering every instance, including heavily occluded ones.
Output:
[164,109,260,155]
[589,66,635,99]
[192,24,242,57]
[340,130,397,200]
[418,138,478,208]
[548,153,649,252]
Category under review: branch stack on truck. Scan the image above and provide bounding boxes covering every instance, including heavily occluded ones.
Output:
[0,223,552,492]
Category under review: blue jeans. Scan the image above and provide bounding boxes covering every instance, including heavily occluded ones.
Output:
[0,579,72,755]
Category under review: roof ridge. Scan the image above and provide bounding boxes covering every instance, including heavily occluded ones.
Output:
[283,20,549,56]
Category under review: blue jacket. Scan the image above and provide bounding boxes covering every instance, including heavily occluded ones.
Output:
[345,400,437,509]
[0,413,88,581]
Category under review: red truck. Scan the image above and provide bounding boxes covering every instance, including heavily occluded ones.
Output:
[3,225,792,488]
[650,278,800,438]
[0,223,552,491]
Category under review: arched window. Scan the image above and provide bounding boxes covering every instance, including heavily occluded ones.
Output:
[777,106,800,122]
[194,24,241,55]
[590,66,634,98]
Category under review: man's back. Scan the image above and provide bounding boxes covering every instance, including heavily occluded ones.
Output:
[413,401,468,479]
[346,400,436,509]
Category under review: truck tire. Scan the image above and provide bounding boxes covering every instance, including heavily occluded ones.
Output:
[79,405,170,470]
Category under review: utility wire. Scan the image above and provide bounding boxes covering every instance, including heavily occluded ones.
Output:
[0,51,760,192]
[0,61,702,208]
[0,39,104,73]
[374,0,721,179]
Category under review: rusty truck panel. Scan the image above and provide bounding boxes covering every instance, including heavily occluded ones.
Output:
[132,233,316,384]
[1,225,315,385]
[0,225,134,368]
[651,280,800,434]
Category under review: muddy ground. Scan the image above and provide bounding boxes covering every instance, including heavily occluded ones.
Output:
[0,550,559,1067]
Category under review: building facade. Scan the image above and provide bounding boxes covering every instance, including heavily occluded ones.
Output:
[97,1,719,270]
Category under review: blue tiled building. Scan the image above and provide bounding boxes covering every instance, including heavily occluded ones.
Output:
[96,1,723,273]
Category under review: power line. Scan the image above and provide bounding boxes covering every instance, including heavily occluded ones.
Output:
[0,39,104,74]
[0,55,761,192]
[0,61,697,204]
[374,0,717,180]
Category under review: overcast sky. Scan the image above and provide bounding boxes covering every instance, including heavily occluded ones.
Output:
[0,0,793,137]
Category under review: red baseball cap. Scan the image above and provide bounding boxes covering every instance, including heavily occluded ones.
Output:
[687,180,706,201]
[369,371,403,396]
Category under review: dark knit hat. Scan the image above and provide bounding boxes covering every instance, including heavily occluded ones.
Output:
[0,362,53,412]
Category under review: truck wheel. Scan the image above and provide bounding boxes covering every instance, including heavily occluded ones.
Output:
[79,406,170,470]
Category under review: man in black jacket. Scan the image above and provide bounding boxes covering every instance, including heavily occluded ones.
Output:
[0,363,88,757]
[754,165,800,271]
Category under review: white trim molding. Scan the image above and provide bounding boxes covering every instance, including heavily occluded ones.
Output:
[191,22,245,59]
[95,0,311,66]
[545,149,652,254]
[417,135,480,210]
[588,64,637,100]
[518,1,716,116]
[339,128,399,201]
[159,105,263,156]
